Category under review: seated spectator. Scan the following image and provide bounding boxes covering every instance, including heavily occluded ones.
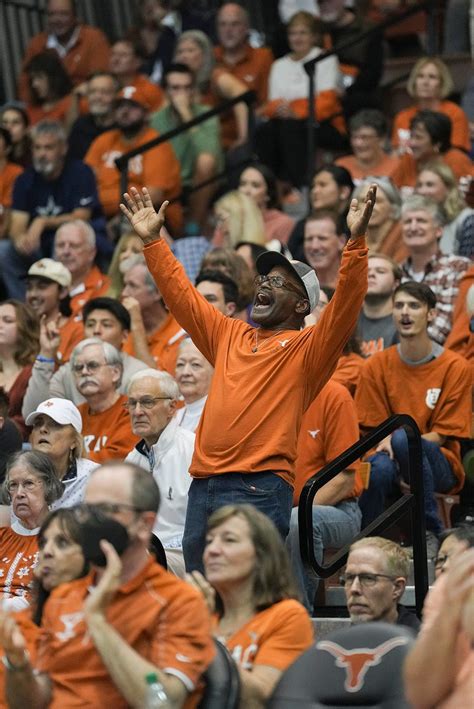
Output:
[174,30,249,150]
[0,300,39,439]
[303,209,346,289]
[126,0,176,85]
[174,338,214,431]
[0,389,22,484]
[392,57,470,154]
[342,537,420,631]
[336,109,400,184]
[286,379,363,611]
[235,241,267,278]
[121,254,186,371]
[195,269,239,317]
[404,543,474,707]
[1,120,107,300]
[68,72,119,160]
[358,253,401,357]
[71,338,139,463]
[199,247,254,321]
[188,504,314,705]
[125,369,194,576]
[23,51,73,127]
[238,163,295,245]
[106,231,144,298]
[434,525,474,580]
[392,111,474,197]
[22,296,148,413]
[415,160,474,258]
[27,397,98,509]
[356,282,471,554]
[150,63,222,233]
[54,219,111,315]
[352,177,408,262]
[0,103,32,168]
[319,0,384,118]
[0,450,63,611]
[109,38,165,112]
[17,0,110,102]
[213,190,266,248]
[0,461,214,707]
[0,127,23,239]
[288,164,353,261]
[445,266,474,367]
[258,12,345,192]
[215,3,273,114]
[332,331,365,397]
[25,258,82,363]
[400,195,471,344]
[85,88,182,235]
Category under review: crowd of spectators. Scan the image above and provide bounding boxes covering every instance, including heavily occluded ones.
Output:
[0,0,472,706]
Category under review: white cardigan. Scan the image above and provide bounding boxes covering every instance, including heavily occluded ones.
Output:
[268,46,341,102]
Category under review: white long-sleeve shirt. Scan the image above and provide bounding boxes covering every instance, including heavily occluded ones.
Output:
[269,46,341,102]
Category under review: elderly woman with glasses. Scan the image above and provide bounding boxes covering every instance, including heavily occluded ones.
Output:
[0,450,64,611]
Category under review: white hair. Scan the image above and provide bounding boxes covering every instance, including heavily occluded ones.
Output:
[55,219,96,248]
[128,368,180,400]
[71,337,123,387]
[401,194,445,226]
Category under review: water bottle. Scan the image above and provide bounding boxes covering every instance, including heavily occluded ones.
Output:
[144,673,169,708]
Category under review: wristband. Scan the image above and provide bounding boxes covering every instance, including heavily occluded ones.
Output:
[2,651,29,671]
[36,355,55,364]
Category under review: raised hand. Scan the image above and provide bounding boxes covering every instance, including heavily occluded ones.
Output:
[185,570,216,614]
[347,183,377,239]
[39,314,61,359]
[84,541,122,620]
[120,187,168,244]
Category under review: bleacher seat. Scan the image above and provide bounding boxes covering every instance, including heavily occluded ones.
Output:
[198,639,240,709]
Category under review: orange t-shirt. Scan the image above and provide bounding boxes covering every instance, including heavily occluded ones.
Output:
[26,94,73,127]
[294,380,363,505]
[144,235,368,486]
[366,221,408,264]
[392,150,474,192]
[336,153,400,183]
[69,266,111,316]
[85,126,182,233]
[35,558,214,709]
[214,44,274,106]
[392,101,471,153]
[0,609,40,709]
[446,266,474,379]
[215,599,313,672]
[332,352,365,397]
[355,346,472,490]
[0,526,39,607]
[0,162,23,209]
[122,313,186,374]
[78,394,139,464]
[57,315,84,364]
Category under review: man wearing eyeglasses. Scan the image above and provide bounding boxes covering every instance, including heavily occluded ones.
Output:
[71,337,139,463]
[120,184,376,572]
[343,537,420,631]
[125,369,195,577]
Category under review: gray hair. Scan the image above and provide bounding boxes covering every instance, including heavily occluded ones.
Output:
[30,119,67,144]
[2,450,64,505]
[55,219,96,248]
[71,337,123,387]
[352,177,402,220]
[128,368,180,400]
[175,30,215,90]
[125,254,158,293]
[401,194,445,226]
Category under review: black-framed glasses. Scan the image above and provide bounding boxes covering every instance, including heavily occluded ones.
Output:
[71,361,109,375]
[340,572,396,588]
[123,396,172,411]
[254,274,306,299]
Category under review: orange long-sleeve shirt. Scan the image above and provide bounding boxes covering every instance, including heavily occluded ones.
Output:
[144,236,368,485]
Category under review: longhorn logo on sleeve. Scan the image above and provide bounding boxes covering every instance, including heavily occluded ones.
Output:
[317,636,410,692]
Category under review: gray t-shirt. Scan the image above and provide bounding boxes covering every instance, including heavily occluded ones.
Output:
[358,312,399,357]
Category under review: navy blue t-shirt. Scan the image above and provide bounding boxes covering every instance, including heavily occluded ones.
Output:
[12,159,107,257]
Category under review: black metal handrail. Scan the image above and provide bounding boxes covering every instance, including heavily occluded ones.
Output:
[299,414,428,617]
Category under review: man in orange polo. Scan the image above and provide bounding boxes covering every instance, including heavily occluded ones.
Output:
[109,38,164,112]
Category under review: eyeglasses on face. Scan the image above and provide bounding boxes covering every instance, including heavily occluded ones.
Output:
[78,502,147,517]
[254,274,306,298]
[72,360,110,375]
[340,572,396,588]
[123,396,172,411]
[7,478,43,494]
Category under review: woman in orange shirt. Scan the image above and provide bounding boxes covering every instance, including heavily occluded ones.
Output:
[24,51,73,127]
[188,504,313,708]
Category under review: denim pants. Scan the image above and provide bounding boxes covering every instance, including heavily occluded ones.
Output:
[359,428,457,535]
[0,240,39,300]
[182,472,293,572]
[286,499,362,611]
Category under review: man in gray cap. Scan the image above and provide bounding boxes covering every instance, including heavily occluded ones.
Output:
[121,184,376,572]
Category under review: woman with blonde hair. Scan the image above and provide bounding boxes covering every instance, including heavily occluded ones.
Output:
[415,160,473,256]
[392,56,470,154]
[107,231,144,298]
[213,191,266,249]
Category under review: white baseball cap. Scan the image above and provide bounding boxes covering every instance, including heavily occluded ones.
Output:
[26,398,82,433]
[27,259,72,288]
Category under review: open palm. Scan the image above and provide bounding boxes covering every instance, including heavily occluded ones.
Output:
[120,187,168,243]
[346,183,377,238]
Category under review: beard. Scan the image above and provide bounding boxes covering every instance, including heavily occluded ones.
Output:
[117,117,146,138]
[33,158,56,177]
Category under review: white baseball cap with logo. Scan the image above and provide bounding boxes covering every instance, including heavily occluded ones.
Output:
[27,259,72,288]
[26,398,83,433]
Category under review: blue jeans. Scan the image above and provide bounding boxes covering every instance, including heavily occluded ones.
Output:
[0,241,39,300]
[286,499,362,611]
[182,472,293,572]
[359,429,457,535]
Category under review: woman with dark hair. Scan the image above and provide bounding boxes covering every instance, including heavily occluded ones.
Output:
[0,103,32,167]
[188,504,313,708]
[288,164,354,261]
[238,163,295,245]
[0,300,39,438]
[24,51,73,126]
[393,110,474,196]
